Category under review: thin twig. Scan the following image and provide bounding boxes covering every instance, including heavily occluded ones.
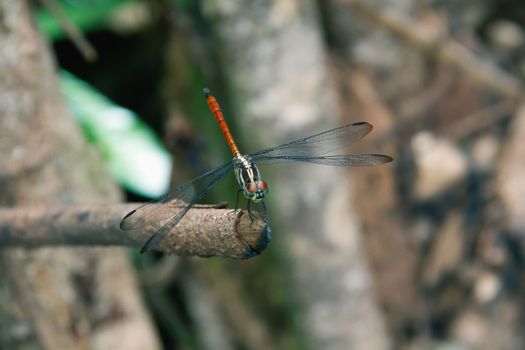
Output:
[0,204,271,259]
[39,0,98,62]
[345,0,523,99]
[447,99,515,140]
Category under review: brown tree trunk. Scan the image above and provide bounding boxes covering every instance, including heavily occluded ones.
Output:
[0,1,159,349]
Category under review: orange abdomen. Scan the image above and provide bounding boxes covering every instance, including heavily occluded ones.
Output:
[204,89,240,157]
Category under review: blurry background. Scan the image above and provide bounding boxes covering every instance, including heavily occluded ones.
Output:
[1,0,525,349]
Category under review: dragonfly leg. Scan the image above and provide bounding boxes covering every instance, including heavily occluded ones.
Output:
[247,199,256,223]
[234,188,242,211]
[254,200,269,224]
[228,189,243,218]
[260,200,267,216]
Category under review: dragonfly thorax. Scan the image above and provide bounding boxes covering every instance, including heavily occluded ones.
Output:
[234,155,268,202]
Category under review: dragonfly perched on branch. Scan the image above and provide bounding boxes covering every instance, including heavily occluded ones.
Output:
[120,88,393,253]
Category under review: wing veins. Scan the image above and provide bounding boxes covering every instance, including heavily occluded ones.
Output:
[120,162,233,231]
[137,163,234,253]
[250,122,373,160]
[254,154,392,166]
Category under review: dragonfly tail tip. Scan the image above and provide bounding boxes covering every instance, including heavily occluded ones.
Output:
[123,209,136,219]
[120,209,136,229]
[203,87,211,97]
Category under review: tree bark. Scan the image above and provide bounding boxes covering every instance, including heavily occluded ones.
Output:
[202,1,391,348]
[0,1,159,349]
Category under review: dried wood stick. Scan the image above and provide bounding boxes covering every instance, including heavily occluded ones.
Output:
[0,204,271,259]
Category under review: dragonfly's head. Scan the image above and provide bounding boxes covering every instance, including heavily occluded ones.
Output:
[244,180,268,202]
[234,155,268,202]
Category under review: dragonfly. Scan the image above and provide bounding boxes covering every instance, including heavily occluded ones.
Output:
[120,88,393,253]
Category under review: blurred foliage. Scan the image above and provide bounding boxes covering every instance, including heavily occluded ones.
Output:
[59,70,172,197]
[37,0,136,39]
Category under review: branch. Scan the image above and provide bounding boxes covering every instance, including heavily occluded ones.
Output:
[0,204,271,259]
[346,0,524,99]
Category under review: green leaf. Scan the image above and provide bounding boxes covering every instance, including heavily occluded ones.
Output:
[59,70,172,198]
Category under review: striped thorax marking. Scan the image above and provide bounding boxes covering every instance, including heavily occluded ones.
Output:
[234,155,269,202]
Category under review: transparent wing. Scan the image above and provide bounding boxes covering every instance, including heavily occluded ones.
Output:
[252,154,393,166]
[120,162,234,253]
[250,122,373,161]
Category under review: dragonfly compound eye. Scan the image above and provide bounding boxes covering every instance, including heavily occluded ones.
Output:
[246,182,258,194]
[258,181,268,192]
